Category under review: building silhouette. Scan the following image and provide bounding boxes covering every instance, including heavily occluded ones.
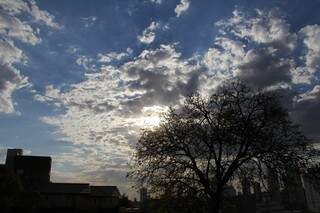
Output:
[139,187,148,203]
[234,168,320,213]
[1,148,120,213]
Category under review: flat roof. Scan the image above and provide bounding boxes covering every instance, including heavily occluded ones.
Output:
[90,186,120,197]
[41,183,90,194]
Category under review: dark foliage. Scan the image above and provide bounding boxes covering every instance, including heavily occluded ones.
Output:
[129,80,317,213]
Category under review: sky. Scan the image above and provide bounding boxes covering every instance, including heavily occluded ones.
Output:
[1,0,320,198]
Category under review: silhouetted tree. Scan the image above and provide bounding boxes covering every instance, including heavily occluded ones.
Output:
[130,81,316,213]
[142,192,207,213]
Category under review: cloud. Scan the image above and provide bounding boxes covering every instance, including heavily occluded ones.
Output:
[98,48,133,63]
[293,25,320,83]
[149,0,162,4]
[0,0,61,29]
[204,8,320,141]
[0,12,41,45]
[0,0,60,113]
[237,48,293,88]
[175,0,190,17]
[37,8,303,190]
[216,8,297,51]
[0,38,26,64]
[203,37,245,78]
[121,44,202,110]
[137,21,160,44]
[204,8,320,89]
[76,55,96,71]
[0,38,29,113]
[40,44,200,142]
[29,0,61,29]
[38,44,203,194]
[0,64,29,113]
[0,0,30,15]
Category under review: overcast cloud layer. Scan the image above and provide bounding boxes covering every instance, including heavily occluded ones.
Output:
[1,0,320,197]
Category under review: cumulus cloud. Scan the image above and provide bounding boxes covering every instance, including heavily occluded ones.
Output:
[203,8,320,141]
[121,44,202,110]
[40,44,200,142]
[204,8,320,89]
[216,9,297,51]
[0,0,60,113]
[238,48,293,88]
[175,0,190,17]
[137,21,160,44]
[203,37,245,78]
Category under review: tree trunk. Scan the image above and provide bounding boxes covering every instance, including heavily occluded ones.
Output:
[208,193,223,213]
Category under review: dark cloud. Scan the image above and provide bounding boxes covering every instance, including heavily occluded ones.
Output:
[238,48,292,88]
[0,64,20,91]
[120,46,203,113]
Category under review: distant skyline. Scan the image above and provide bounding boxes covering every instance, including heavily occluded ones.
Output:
[1,0,320,198]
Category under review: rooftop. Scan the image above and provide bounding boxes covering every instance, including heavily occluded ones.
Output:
[91,186,120,197]
[41,183,90,194]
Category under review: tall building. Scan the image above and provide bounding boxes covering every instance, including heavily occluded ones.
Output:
[1,148,120,212]
[266,167,281,201]
[253,181,261,194]
[5,149,52,188]
[5,148,23,169]
[267,168,280,193]
[283,168,306,210]
[241,177,251,195]
[140,187,148,203]
[15,155,52,186]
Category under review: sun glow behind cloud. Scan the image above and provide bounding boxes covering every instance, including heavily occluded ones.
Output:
[143,115,161,127]
[128,105,168,128]
[141,105,168,127]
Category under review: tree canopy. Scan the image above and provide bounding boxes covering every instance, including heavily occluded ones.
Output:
[130,81,317,213]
